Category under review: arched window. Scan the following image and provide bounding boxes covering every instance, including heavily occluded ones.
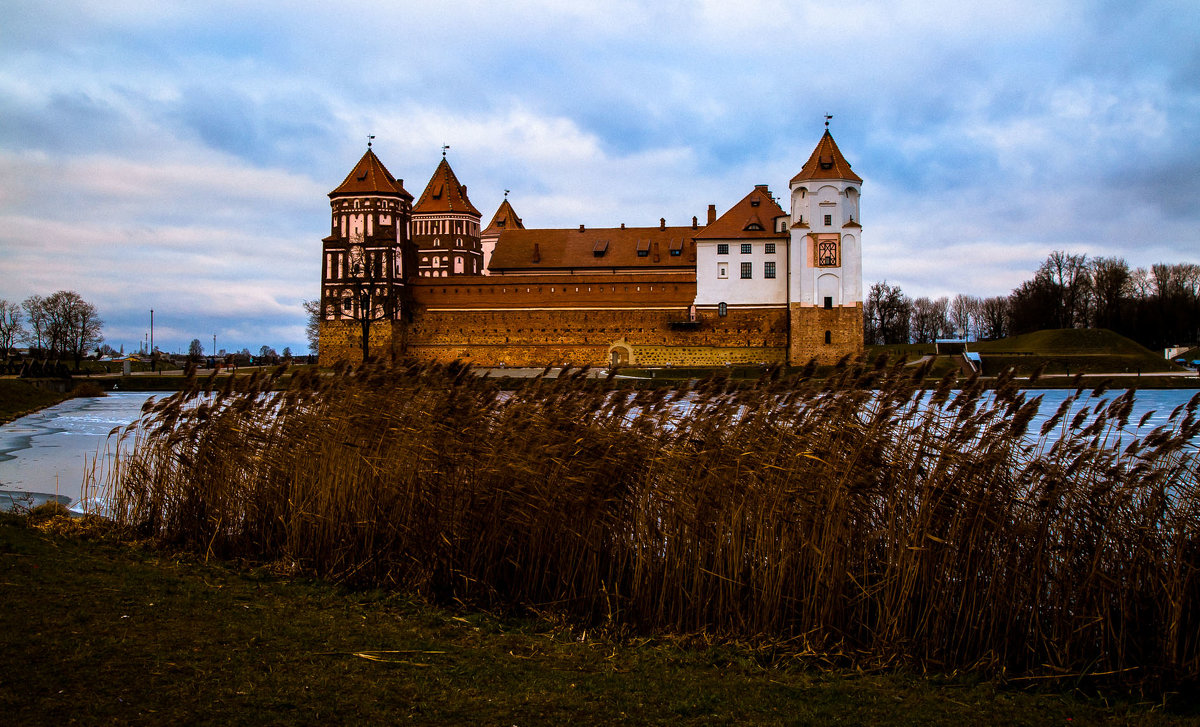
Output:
[718,302,727,317]
[824,330,832,344]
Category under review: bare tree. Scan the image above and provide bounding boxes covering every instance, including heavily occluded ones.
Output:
[303,299,320,355]
[1088,257,1130,331]
[22,295,47,354]
[188,338,204,361]
[864,281,912,345]
[910,296,950,344]
[0,299,26,360]
[978,296,1009,340]
[949,294,978,339]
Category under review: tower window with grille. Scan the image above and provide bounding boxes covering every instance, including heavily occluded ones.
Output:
[764,243,775,254]
[764,261,776,279]
[740,243,752,254]
[740,262,752,279]
[717,243,729,255]
[817,240,839,267]
[824,214,832,226]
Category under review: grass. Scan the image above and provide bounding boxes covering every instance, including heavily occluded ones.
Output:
[0,379,95,425]
[973,329,1184,375]
[88,359,1200,693]
[2,514,1195,725]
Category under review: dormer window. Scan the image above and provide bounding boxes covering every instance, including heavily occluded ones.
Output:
[750,199,760,207]
[593,240,609,257]
[744,223,764,231]
[636,239,650,257]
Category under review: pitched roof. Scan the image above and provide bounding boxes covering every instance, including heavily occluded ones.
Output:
[483,198,525,236]
[488,226,698,272]
[694,185,787,240]
[329,149,413,200]
[790,130,862,184]
[413,158,481,216]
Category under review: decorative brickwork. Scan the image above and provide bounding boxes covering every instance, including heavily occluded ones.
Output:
[788,303,864,365]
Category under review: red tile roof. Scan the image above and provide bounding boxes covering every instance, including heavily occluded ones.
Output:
[790,130,862,184]
[329,149,413,200]
[694,185,787,239]
[413,158,481,216]
[483,198,525,236]
[488,226,698,272]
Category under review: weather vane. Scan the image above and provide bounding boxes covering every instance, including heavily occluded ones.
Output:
[504,189,510,198]
[824,114,833,129]
[442,144,450,158]
[368,134,375,149]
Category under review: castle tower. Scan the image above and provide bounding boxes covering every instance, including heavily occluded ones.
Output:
[787,128,865,365]
[480,197,524,274]
[412,155,483,277]
[319,146,414,365]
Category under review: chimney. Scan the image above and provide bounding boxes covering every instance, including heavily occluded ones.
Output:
[462,185,467,196]
[659,217,665,231]
[707,204,716,225]
[579,224,585,232]
[692,215,698,229]
[620,223,626,229]
[533,243,541,263]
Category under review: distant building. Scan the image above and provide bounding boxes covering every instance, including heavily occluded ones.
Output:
[319,129,865,367]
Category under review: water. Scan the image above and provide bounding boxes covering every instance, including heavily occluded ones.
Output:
[0,388,1196,509]
[0,392,159,506]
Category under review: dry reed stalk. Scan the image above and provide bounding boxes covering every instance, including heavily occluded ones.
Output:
[88,359,1200,690]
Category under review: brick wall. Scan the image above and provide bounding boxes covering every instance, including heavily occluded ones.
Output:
[318,276,860,368]
[403,305,788,367]
[788,303,864,365]
[318,319,403,366]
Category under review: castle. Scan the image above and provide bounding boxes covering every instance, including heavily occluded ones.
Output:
[318,128,864,368]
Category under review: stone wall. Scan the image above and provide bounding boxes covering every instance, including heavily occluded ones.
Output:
[318,319,403,366]
[788,303,864,365]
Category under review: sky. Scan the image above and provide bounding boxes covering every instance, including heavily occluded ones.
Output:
[1,0,1197,355]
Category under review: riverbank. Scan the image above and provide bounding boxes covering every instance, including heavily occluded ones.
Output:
[0,380,74,426]
[2,513,1193,726]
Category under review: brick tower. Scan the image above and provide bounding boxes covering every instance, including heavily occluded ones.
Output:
[411,153,483,277]
[318,145,414,365]
[787,126,865,365]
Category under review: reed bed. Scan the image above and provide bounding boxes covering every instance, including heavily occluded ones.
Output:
[90,359,1200,689]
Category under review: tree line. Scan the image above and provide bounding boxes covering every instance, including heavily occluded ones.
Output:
[865,253,1200,348]
[0,291,104,369]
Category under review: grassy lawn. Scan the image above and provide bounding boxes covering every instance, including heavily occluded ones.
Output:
[1,515,1193,726]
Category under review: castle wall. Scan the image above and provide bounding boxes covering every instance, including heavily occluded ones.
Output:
[788,303,864,365]
[404,304,788,367]
[318,319,404,366]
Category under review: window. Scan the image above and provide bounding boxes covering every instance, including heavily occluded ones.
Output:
[823,296,833,309]
[823,214,832,226]
[764,261,776,279]
[817,240,839,267]
[740,243,752,254]
[718,302,727,317]
[764,243,775,254]
[718,262,728,279]
[717,243,729,255]
[637,248,649,257]
[669,248,681,256]
[740,262,752,279]
[824,330,832,344]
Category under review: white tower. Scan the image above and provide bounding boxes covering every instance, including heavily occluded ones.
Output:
[787,125,865,364]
